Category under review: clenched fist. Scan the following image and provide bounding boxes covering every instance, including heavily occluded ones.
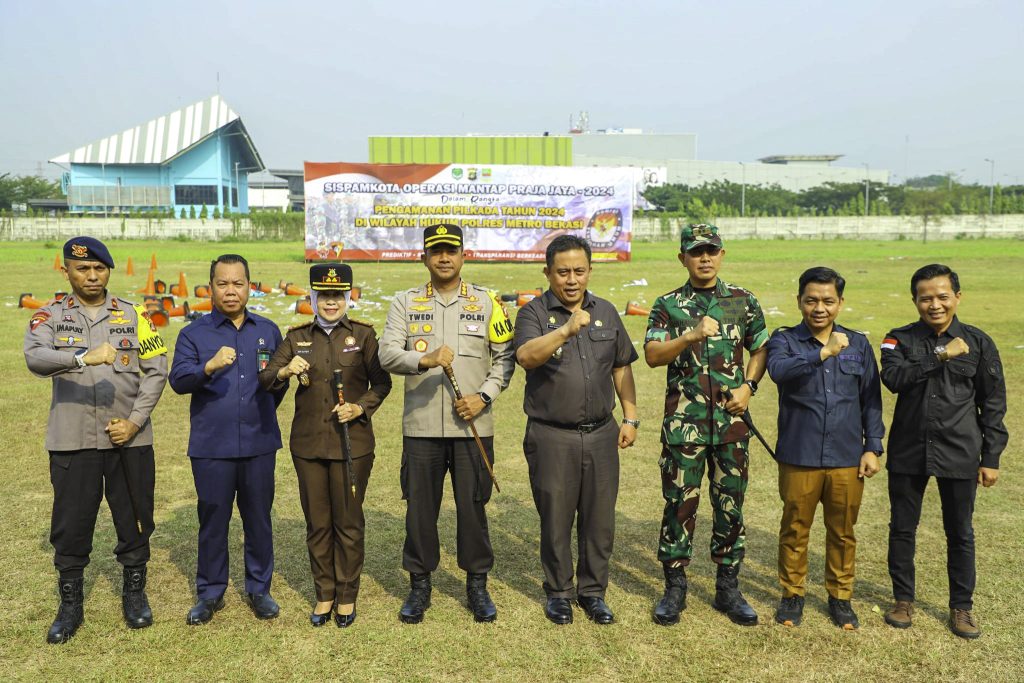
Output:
[83,343,117,366]
[822,331,849,360]
[687,316,720,342]
[945,337,970,359]
[563,309,591,337]
[419,344,455,369]
[278,354,310,380]
[205,346,237,375]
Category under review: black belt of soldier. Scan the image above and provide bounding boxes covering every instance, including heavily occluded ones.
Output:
[530,415,612,434]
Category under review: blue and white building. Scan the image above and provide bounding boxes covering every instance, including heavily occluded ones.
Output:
[49,95,263,215]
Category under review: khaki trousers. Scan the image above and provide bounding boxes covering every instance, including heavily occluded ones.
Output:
[777,462,863,600]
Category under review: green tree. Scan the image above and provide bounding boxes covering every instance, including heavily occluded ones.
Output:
[188,205,196,219]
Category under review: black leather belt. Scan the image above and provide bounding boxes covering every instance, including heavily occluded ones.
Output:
[530,415,612,434]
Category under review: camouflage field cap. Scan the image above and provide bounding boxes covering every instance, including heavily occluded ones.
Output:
[680,223,724,252]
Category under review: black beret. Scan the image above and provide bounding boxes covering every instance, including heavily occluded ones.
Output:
[63,236,114,268]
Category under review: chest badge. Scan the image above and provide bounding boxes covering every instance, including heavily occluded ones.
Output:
[59,335,82,345]
[422,323,433,333]
[412,296,432,302]
[63,314,75,323]
[594,320,603,327]
[548,316,557,324]
[119,337,132,348]
[466,324,480,333]
[414,338,428,352]
[411,305,433,312]
[463,304,482,312]
[297,341,313,347]
[258,338,265,345]
[409,323,419,333]
[345,336,356,347]
[468,295,479,302]
[120,353,130,367]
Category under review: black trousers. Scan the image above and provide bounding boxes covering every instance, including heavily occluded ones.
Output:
[401,436,494,575]
[888,472,977,610]
[49,446,155,578]
[523,419,619,599]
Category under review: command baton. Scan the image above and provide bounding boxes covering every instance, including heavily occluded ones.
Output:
[721,385,777,459]
[333,370,358,498]
[110,418,144,534]
[443,365,501,493]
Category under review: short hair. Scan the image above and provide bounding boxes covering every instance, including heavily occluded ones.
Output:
[545,235,592,268]
[910,263,960,297]
[210,254,250,283]
[798,266,846,297]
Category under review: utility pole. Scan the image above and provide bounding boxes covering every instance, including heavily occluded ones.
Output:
[984,158,995,214]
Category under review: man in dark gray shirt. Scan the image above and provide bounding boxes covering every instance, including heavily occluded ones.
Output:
[514,235,639,626]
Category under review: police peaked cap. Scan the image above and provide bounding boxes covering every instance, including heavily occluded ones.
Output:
[309,263,352,291]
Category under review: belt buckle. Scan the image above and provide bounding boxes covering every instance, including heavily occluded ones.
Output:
[578,420,598,433]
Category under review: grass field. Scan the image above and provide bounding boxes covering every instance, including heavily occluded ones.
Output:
[1,238,1021,682]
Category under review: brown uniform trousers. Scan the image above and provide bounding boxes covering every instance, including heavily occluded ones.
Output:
[260,316,391,603]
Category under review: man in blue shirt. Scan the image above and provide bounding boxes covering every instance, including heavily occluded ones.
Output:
[170,254,285,624]
[766,267,884,630]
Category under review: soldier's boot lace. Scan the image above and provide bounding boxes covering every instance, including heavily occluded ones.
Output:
[466,572,497,623]
[122,565,153,629]
[399,572,432,624]
[652,565,687,626]
[47,577,84,644]
[713,564,758,626]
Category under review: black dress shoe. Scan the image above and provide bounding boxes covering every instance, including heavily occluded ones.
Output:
[310,609,332,627]
[186,596,225,625]
[247,593,280,620]
[578,596,614,625]
[335,606,357,628]
[544,597,573,625]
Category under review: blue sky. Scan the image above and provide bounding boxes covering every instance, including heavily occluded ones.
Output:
[1,0,1021,184]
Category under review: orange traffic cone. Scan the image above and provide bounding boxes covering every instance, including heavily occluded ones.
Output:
[159,296,176,310]
[19,293,46,309]
[148,308,170,328]
[281,282,309,297]
[516,293,538,307]
[143,296,161,311]
[53,253,62,270]
[295,299,313,315]
[126,256,135,276]
[250,281,272,294]
[625,301,650,316]
[517,288,543,298]
[137,269,156,296]
[154,279,168,294]
[350,286,361,302]
[194,284,211,298]
[150,253,158,271]
[170,272,187,297]
[168,301,191,318]
[192,298,213,312]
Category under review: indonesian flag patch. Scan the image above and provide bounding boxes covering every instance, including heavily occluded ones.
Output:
[881,337,898,350]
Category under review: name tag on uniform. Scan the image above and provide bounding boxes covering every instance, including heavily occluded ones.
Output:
[342,346,361,353]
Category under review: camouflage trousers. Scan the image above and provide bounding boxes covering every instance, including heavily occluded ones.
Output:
[658,441,749,567]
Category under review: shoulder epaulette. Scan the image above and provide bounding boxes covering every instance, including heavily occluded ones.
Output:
[349,317,374,328]
[892,322,916,333]
[287,320,314,332]
[770,325,792,337]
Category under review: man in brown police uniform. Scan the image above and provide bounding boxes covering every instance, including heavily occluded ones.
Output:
[379,223,515,624]
[24,236,168,644]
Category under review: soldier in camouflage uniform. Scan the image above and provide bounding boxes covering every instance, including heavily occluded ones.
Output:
[644,224,769,626]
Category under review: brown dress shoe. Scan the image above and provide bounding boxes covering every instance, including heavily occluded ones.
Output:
[949,608,981,639]
[884,600,913,629]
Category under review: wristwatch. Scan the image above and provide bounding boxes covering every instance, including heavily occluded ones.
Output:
[622,418,640,428]
[934,345,949,362]
[479,392,492,406]
[744,379,758,395]
[73,349,87,368]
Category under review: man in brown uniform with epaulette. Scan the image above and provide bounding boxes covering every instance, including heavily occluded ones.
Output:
[24,236,168,644]
[379,223,515,624]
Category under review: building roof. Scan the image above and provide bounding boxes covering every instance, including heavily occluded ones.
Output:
[49,95,263,170]
[758,154,843,165]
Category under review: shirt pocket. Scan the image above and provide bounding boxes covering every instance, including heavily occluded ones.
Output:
[949,354,978,400]
[587,326,616,363]
[458,326,487,358]
[837,357,863,396]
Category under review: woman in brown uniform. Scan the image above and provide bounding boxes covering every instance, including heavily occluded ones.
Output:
[260,264,391,627]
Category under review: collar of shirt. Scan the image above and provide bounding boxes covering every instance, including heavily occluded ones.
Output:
[792,320,853,344]
[315,315,352,336]
[681,279,735,300]
[425,279,469,301]
[210,306,254,329]
[910,316,964,340]
[542,289,595,313]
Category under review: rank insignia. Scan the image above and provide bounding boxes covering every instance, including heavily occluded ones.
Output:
[414,339,428,352]
[468,295,479,302]
[120,353,130,366]
[423,324,433,333]
[411,305,433,312]
[413,296,432,302]
[345,336,356,347]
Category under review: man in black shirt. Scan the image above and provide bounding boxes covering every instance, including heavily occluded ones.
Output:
[880,263,1007,639]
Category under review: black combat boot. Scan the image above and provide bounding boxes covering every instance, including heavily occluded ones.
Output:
[712,564,758,626]
[122,565,153,629]
[466,573,497,623]
[398,573,431,624]
[652,565,687,626]
[47,577,84,644]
